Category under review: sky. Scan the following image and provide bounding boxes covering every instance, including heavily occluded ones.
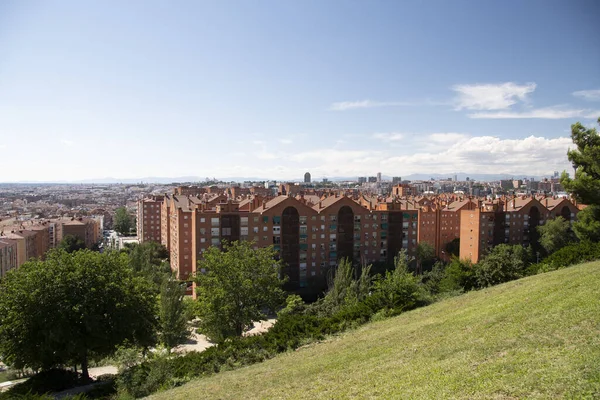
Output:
[0,0,599,182]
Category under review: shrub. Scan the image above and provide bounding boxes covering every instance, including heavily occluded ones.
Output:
[474,244,531,287]
[535,241,600,272]
[438,257,478,292]
[2,369,84,397]
[277,294,306,317]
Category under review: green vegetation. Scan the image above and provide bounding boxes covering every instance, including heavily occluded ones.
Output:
[114,207,134,236]
[194,241,286,342]
[536,216,576,255]
[148,261,600,400]
[159,277,190,351]
[561,117,600,242]
[473,244,531,287]
[58,234,86,252]
[0,249,158,380]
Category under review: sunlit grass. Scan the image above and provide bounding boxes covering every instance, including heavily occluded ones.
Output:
[148,261,600,399]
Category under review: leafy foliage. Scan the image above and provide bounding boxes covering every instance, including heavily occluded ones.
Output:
[445,238,460,258]
[114,207,134,236]
[474,244,531,287]
[0,369,84,398]
[438,257,477,292]
[0,249,158,379]
[195,241,286,342]
[537,216,576,255]
[125,242,171,292]
[572,205,600,243]
[370,250,430,312]
[415,242,435,273]
[561,118,600,206]
[561,118,600,242]
[533,241,600,272]
[58,234,86,253]
[159,278,190,350]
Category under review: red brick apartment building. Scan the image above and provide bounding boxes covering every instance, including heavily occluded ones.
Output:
[459,195,580,263]
[136,187,580,287]
[0,238,18,277]
[137,195,164,243]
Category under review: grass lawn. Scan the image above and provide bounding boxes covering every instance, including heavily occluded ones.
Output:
[148,261,600,399]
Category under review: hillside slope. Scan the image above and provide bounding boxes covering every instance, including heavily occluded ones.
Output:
[149,261,600,399]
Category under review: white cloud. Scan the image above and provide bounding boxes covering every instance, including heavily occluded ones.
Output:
[61,139,74,146]
[453,82,536,110]
[572,89,600,101]
[372,132,404,142]
[427,132,470,144]
[329,99,446,111]
[278,138,293,145]
[468,106,600,119]
[379,135,572,176]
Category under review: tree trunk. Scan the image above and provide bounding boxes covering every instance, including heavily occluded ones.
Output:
[81,352,89,381]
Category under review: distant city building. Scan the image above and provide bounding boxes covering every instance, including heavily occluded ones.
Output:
[304,172,311,183]
[137,195,164,243]
[377,172,382,183]
[368,176,377,183]
[358,177,367,184]
[392,177,402,184]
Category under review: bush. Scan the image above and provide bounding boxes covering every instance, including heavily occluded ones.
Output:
[2,369,85,398]
[474,244,531,287]
[438,257,478,292]
[533,241,600,272]
[277,294,306,317]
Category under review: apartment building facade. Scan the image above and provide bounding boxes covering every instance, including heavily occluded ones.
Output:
[459,196,580,263]
[137,195,164,243]
[0,238,18,277]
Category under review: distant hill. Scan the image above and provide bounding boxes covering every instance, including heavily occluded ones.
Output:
[148,261,600,400]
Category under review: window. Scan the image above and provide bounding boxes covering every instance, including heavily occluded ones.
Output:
[184,223,188,228]
[211,218,219,226]
[300,216,307,225]
[241,227,249,235]
[200,238,206,243]
[211,238,220,246]
[200,228,206,235]
[273,216,281,225]
[273,226,281,234]
[263,226,268,232]
[211,227,219,236]
[222,227,231,236]
[184,215,188,220]
[253,227,259,233]
[240,217,248,226]
[273,236,281,244]
[253,217,259,223]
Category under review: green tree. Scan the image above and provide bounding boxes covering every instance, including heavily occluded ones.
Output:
[0,249,157,380]
[371,250,429,311]
[415,242,435,274]
[438,257,477,292]
[561,117,600,241]
[125,242,171,291]
[445,238,460,258]
[114,207,133,236]
[58,234,86,253]
[320,258,372,315]
[194,241,286,342]
[474,244,531,287]
[537,217,576,255]
[571,205,600,243]
[159,277,190,351]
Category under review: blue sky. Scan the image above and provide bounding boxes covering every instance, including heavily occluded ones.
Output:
[1,0,599,182]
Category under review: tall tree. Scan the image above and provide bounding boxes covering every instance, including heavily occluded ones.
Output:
[415,242,435,274]
[537,217,576,255]
[58,234,86,253]
[561,117,600,241]
[0,249,157,380]
[159,277,190,351]
[114,207,133,236]
[195,241,286,342]
[125,242,171,291]
[474,244,531,287]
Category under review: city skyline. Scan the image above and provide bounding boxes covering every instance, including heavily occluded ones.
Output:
[1,0,599,182]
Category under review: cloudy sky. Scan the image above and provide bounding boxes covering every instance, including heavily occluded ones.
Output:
[0,0,599,182]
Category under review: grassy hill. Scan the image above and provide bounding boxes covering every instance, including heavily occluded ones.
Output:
[149,261,600,399]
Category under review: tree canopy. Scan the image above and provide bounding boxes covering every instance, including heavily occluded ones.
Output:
[194,241,286,342]
[561,117,600,241]
[0,249,157,379]
[58,234,86,253]
[159,277,190,351]
[537,216,576,255]
[114,207,134,236]
[475,244,531,287]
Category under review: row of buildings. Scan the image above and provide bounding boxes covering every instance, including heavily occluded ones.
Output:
[137,185,581,288]
[0,216,102,277]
